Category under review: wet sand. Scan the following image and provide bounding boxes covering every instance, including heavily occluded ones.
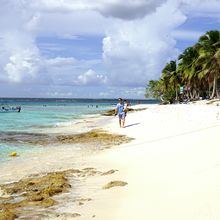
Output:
[0,115,132,219]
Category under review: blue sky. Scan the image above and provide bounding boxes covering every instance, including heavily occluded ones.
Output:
[175,17,220,51]
[0,0,220,99]
[36,35,104,60]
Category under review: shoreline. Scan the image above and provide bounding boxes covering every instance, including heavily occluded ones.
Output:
[0,112,116,183]
[1,103,220,219]
[0,108,135,219]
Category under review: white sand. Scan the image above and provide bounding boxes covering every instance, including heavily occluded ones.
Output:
[2,103,220,219]
[74,104,220,220]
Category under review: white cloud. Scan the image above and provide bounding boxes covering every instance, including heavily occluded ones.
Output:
[180,0,220,19]
[46,57,77,66]
[59,34,80,40]
[30,0,166,20]
[44,56,101,72]
[103,0,186,86]
[124,87,146,97]
[74,69,107,86]
[0,32,41,83]
[0,0,220,98]
[0,1,42,83]
[35,10,108,37]
[98,86,146,98]
[37,42,66,54]
[21,0,167,38]
[4,49,39,83]
[99,91,110,97]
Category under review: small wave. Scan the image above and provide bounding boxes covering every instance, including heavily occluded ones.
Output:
[54,118,85,127]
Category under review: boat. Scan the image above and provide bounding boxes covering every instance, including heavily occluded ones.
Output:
[0,106,21,113]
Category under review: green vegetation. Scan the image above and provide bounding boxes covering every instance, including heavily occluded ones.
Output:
[145,30,220,103]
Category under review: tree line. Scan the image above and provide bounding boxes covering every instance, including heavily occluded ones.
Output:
[145,30,220,103]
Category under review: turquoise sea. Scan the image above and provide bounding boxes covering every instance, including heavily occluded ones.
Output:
[0,98,157,162]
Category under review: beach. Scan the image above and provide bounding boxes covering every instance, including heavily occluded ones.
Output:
[1,102,220,219]
[75,102,220,220]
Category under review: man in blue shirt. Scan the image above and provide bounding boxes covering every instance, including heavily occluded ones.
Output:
[115,98,126,128]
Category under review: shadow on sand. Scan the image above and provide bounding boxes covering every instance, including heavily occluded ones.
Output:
[124,123,140,128]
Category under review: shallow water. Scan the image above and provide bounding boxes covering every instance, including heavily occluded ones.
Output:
[0,98,157,182]
[0,98,116,161]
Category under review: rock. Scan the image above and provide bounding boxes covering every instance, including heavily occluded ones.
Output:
[0,208,17,220]
[101,169,118,176]
[72,213,81,218]
[102,181,128,189]
[0,171,71,219]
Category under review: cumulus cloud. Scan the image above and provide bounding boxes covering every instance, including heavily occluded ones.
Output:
[74,69,107,86]
[4,49,40,83]
[30,0,166,20]
[0,1,42,83]
[94,0,166,20]
[0,31,42,83]
[44,57,107,86]
[100,0,220,87]
[0,0,220,98]
[103,0,187,86]
[35,10,108,37]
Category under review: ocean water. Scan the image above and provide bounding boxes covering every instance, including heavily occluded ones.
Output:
[0,98,157,162]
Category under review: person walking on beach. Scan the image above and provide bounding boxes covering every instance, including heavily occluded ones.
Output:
[115,98,126,128]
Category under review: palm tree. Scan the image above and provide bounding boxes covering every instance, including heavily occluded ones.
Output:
[145,30,220,103]
[196,30,220,98]
[161,60,179,101]
[177,46,200,100]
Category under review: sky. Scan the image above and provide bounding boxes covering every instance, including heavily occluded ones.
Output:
[0,0,220,99]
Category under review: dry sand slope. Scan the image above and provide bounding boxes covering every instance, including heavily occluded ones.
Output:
[76,104,220,220]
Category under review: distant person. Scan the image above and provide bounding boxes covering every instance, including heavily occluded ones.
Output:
[115,98,126,128]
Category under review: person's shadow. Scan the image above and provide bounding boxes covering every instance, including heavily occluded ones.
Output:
[124,123,140,128]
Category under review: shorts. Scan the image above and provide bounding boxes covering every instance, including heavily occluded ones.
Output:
[118,112,126,120]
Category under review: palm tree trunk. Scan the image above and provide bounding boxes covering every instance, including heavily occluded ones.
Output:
[211,75,217,99]
[216,77,219,98]
[160,95,164,102]
[190,91,193,99]
[175,85,178,101]
[192,89,197,99]
[196,91,199,99]
[208,83,211,98]
[186,85,189,99]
